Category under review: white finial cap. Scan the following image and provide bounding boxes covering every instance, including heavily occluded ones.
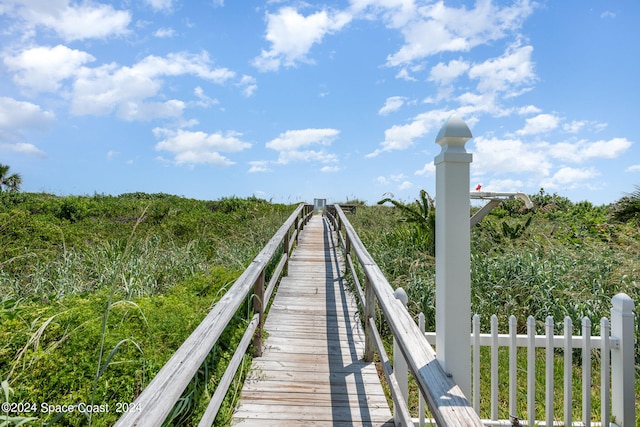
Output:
[436,114,472,153]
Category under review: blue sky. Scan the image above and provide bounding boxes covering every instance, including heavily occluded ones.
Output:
[1,0,638,205]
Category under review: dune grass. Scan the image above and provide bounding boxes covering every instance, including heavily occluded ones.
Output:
[0,193,293,426]
[346,190,640,422]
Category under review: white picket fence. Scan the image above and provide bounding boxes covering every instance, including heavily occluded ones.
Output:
[394,292,636,427]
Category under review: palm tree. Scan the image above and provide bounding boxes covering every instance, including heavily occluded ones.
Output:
[0,164,23,192]
[612,185,640,223]
[378,189,436,255]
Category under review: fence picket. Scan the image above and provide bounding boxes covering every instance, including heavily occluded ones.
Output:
[491,314,499,421]
[508,315,517,420]
[545,316,555,426]
[418,298,633,426]
[473,314,480,415]
[600,317,610,426]
[527,316,536,426]
[582,317,592,427]
[564,316,573,427]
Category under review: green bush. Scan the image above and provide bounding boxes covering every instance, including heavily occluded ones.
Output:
[0,193,295,426]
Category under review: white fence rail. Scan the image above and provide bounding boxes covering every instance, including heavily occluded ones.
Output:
[394,292,636,427]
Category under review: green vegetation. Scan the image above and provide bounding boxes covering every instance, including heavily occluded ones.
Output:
[0,192,294,426]
[353,188,640,420]
[0,165,22,192]
[2,187,639,425]
[377,189,436,256]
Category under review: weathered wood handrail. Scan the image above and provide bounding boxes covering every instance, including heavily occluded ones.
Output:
[327,204,483,427]
[115,203,313,427]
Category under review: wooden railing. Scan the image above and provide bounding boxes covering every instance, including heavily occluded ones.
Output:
[326,204,484,427]
[115,203,314,427]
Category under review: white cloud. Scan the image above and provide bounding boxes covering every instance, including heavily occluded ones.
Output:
[455,92,504,117]
[541,167,599,189]
[374,172,413,191]
[118,99,186,121]
[562,120,587,134]
[5,1,131,41]
[384,0,535,66]
[547,137,632,163]
[398,180,413,190]
[516,113,560,136]
[266,128,340,165]
[154,27,176,38]
[175,151,233,166]
[248,160,271,173]
[472,136,552,178]
[378,96,406,115]
[193,87,218,108]
[477,178,525,193]
[0,97,55,131]
[52,4,131,40]
[266,128,339,151]
[238,75,257,97]
[275,149,338,165]
[395,68,417,81]
[626,164,640,172]
[153,128,251,166]
[145,0,173,12]
[415,162,435,176]
[468,42,536,96]
[253,7,352,71]
[517,105,542,115]
[70,52,235,120]
[562,120,607,134]
[0,142,46,157]
[4,46,249,122]
[350,0,416,28]
[0,97,53,156]
[428,58,469,85]
[367,109,452,157]
[320,165,340,172]
[4,44,95,93]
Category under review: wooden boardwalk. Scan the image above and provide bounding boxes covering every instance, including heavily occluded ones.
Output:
[232,214,393,426]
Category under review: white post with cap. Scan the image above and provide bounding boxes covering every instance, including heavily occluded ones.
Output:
[434,115,473,399]
[610,292,636,426]
[393,287,409,425]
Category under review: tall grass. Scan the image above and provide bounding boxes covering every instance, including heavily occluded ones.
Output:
[346,193,640,419]
[0,193,294,426]
[1,236,209,300]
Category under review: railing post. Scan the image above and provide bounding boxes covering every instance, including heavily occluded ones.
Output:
[345,234,351,255]
[364,276,375,362]
[418,312,426,427]
[434,114,473,398]
[610,292,635,426]
[393,288,409,425]
[283,229,290,276]
[253,269,266,357]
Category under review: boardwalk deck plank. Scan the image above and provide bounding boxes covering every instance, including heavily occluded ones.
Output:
[232,215,393,426]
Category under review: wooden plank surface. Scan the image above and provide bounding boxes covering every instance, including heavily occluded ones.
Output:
[232,214,393,426]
